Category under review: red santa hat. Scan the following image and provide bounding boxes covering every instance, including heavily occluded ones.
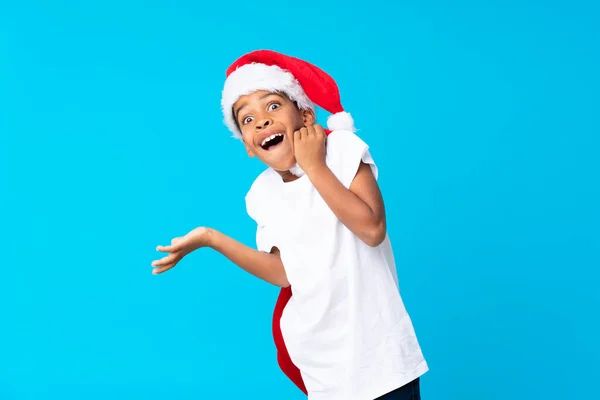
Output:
[221,49,356,138]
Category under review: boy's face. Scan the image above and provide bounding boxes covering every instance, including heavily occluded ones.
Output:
[233,90,315,172]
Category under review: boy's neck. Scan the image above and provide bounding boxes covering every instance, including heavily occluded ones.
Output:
[277,170,301,183]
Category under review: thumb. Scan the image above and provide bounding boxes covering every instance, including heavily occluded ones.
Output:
[157,240,184,253]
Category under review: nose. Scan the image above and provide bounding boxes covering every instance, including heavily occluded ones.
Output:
[255,117,273,130]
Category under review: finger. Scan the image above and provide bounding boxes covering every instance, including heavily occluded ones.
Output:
[314,124,325,136]
[152,263,175,275]
[293,129,301,143]
[306,125,315,137]
[156,242,182,253]
[171,237,182,244]
[300,127,308,138]
[151,253,177,267]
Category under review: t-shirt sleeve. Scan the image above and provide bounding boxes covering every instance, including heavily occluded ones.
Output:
[245,175,276,253]
[255,224,275,253]
[327,130,379,188]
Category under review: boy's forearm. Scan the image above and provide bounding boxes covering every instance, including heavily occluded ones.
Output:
[206,228,289,287]
[305,164,385,247]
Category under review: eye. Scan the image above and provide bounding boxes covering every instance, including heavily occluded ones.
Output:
[268,102,280,111]
[242,116,254,125]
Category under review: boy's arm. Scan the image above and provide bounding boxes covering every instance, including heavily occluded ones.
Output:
[294,126,386,247]
[208,229,290,287]
[153,227,289,287]
[308,162,386,247]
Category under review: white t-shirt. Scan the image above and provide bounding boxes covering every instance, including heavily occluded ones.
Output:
[245,130,428,400]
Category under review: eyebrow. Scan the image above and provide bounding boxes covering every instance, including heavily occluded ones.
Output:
[234,92,283,120]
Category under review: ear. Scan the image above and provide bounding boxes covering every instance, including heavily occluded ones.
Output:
[302,109,316,127]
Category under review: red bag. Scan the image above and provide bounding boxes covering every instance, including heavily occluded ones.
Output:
[272,286,307,394]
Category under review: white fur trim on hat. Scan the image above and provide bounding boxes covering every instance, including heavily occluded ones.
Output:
[289,164,305,177]
[222,63,314,138]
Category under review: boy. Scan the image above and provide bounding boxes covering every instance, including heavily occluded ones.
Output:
[152,50,428,399]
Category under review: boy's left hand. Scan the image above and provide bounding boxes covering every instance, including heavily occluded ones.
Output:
[293,124,327,174]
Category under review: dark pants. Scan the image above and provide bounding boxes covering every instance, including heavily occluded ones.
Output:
[375,378,421,400]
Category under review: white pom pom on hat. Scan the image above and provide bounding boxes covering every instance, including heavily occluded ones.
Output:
[326,111,354,132]
[221,50,356,139]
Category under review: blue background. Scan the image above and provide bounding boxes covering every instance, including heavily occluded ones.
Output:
[1,1,598,399]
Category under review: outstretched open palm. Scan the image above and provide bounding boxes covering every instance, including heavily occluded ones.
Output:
[152,227,209,275]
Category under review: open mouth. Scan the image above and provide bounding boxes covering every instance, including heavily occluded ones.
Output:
[260,133,285,151]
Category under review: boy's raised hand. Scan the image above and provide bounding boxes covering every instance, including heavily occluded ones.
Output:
[293,124,327,174]
[152,227,210,275]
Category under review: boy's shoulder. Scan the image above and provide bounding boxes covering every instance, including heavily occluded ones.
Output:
[246,166,276,196]
[326,129,378,187]
[326,128,366,147]
[244,167,278,219]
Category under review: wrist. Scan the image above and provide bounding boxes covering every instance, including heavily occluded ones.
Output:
[204,227,219,249]
[304,161,329,178]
